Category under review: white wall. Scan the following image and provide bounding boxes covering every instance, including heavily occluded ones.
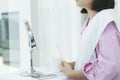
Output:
[37,0,82,67]
[70,0,82,62]
[0,0,8,13]
[115,0,120,17]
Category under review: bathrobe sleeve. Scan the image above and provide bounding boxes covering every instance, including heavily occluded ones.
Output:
[82,22,120,80]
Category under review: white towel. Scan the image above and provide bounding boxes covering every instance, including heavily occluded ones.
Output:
[75,9,120,70]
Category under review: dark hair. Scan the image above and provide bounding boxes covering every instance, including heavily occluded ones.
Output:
[81,0,115,13]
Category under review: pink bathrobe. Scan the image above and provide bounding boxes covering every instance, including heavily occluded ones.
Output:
[75,19,120,80]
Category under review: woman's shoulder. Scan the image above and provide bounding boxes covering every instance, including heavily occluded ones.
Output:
[100,21,120,43]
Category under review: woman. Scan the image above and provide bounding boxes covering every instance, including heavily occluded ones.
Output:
[60,0,120,80]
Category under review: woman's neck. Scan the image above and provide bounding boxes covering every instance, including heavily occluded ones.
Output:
[86,9,98,21]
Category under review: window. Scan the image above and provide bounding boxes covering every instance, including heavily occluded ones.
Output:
[0,2,20,73]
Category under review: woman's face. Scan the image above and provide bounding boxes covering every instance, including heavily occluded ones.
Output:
[76,0,93,9]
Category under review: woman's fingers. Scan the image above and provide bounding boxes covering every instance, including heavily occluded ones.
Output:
[62,61,69,67]
[60,60,72,72]
[60,60,66,66]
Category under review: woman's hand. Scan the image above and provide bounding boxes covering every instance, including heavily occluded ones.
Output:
[59,61,74,77]
[59,61,86,79]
